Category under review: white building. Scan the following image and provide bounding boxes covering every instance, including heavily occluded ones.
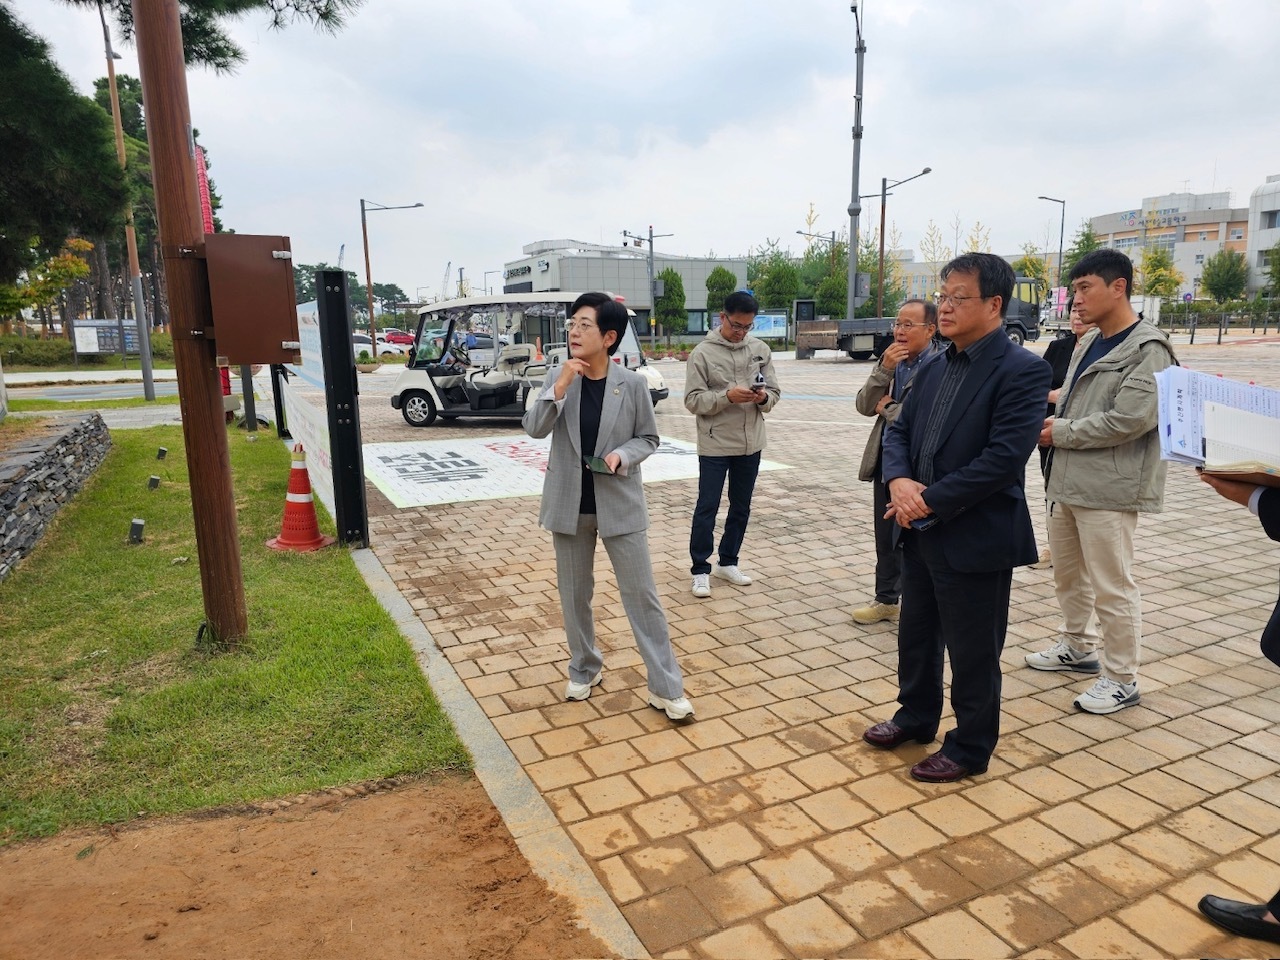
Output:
[1246,175,1280,296]
[502,239,748,335]
[1091,190,1250,297]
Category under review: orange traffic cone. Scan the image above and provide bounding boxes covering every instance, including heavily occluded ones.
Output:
[266,444,336,552]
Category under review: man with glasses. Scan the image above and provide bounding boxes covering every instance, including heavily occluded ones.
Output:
[685,291,781,598]
[862,253,1050,783]
[853,299,944,624]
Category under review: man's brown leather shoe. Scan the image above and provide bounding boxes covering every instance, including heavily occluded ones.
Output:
[862,720,933,749]
[910,751,986,783]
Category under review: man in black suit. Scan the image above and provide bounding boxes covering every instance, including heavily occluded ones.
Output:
[862,253,1051,783]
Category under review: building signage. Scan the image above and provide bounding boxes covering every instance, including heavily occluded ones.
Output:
[503,265,532,279]
[1121,208,1187,228]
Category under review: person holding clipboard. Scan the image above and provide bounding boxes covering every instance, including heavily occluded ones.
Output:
[522,292,693,722]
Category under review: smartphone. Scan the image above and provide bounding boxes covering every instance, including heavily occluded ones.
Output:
[909,515,940,531]
[752,370,767,391]
[583,455,614,474]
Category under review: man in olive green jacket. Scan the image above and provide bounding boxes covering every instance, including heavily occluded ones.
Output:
[1026,250,1178,715]
[684,291,781,598]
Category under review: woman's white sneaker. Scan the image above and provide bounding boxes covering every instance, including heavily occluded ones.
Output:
[565,671,603,701]
[648,693,695,722]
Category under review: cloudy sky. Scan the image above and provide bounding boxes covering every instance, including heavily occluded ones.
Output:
[17,0,1280,299]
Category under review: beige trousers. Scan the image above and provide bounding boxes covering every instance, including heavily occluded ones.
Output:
[1047,501,1142,685]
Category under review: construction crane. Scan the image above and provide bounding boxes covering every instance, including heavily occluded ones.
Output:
[440,261,451,302]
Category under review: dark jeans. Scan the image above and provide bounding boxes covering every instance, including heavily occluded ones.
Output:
[690,452,761,575]
[872,477,901,604]
[892,530,1013,770]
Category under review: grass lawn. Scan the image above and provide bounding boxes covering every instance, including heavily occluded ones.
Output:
[7,395,183,412]
[0,425,470,843]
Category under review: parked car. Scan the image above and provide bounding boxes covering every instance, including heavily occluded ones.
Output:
[353,332,407,356]
[382,329,414,345]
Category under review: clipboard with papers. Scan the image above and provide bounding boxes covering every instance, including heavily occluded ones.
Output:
[1155,367,1280,485]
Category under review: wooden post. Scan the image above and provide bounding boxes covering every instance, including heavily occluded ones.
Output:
[132,0,247,643]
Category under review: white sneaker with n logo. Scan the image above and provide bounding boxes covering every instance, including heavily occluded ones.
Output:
[1074,677,1140,714]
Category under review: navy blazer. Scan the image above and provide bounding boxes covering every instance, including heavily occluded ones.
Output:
[881,330,1051,573]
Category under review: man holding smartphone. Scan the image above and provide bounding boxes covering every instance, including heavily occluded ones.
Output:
[684,291,781,598]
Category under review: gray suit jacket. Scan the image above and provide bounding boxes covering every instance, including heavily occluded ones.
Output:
[523,361,659,537]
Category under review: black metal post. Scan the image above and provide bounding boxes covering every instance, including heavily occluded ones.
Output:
[270,364,290,439]
[316,270,370,548]
[239,364,258,432]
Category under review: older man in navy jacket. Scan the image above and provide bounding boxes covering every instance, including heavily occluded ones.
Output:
[863,253,1051,783]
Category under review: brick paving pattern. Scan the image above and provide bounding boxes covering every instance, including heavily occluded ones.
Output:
[360,335,1280,958]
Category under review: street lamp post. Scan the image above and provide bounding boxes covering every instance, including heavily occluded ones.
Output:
[622,225,674,345]
[846,2,866,321]
[360,198,423,343]
[483,270,500,295]
[797,229,839,269]
[98,0,155,401]
[876,168,931,320]
[1039,195,1066,292]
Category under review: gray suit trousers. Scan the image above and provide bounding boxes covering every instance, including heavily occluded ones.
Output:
[553,513,684,700]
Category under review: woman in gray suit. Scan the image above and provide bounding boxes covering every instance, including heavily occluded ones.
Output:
[523,292,693,722]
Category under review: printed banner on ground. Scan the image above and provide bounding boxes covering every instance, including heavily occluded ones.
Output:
[363,436,789,508]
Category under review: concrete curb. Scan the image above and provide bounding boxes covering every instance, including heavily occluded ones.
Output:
[351,548,648,960]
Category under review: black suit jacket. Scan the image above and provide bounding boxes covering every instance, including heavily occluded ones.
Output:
[882,330,1051,573]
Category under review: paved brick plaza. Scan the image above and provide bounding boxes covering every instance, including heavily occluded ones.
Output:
[360,334,1280,958]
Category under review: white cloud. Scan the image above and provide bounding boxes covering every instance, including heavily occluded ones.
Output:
[14,0,1280,295]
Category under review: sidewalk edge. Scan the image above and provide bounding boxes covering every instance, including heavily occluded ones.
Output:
[351,547,648,960]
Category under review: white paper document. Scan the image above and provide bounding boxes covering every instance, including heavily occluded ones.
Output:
[1155,367,1280,467]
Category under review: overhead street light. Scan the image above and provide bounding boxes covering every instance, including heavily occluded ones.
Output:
[360,199,423,343]
[876,167,932,319]
[1039,195,1066,290]
[797,229,839,269]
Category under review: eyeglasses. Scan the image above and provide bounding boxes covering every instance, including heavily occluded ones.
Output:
[723,319,753,333]
[565,320,598,332]
[892,321,931,330]
[936,293,990,308]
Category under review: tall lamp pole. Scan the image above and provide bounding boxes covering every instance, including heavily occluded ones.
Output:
[483,269,500,295]
[98,0,155,401]
[1039,195,1066,291]
[846,2,866,321]
[876,167,931,320]
[623,225,674,344]
[360,199,422,343]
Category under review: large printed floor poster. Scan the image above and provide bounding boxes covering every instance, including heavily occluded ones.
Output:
[363,436,789,508]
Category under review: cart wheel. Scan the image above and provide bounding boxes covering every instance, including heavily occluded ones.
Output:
[401,390,437,427]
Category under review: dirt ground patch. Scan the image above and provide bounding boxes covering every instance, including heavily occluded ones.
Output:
[0,773,611,960]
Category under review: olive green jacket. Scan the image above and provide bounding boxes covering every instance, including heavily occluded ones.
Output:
[1045,320,1178,513]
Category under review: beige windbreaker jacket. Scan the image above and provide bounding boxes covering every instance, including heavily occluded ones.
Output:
[1045,320,1178,513]
[683,328,781,457]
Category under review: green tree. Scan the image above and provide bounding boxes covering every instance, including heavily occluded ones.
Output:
[816,273,847,318]
[1200,248,1249,303]
[753,252,801,311]
[0,7,127,284]
[704,265,737,318]
[1265,238,1280,298]
[64,0,362,72]
[1011,241,1049,289]
[1137,245,1184,299]
[1060,220,1102,281]
[654,268,687,346]
[92,74,144,139]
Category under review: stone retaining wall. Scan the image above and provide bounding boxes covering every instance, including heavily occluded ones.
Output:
[0,413,111,581]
